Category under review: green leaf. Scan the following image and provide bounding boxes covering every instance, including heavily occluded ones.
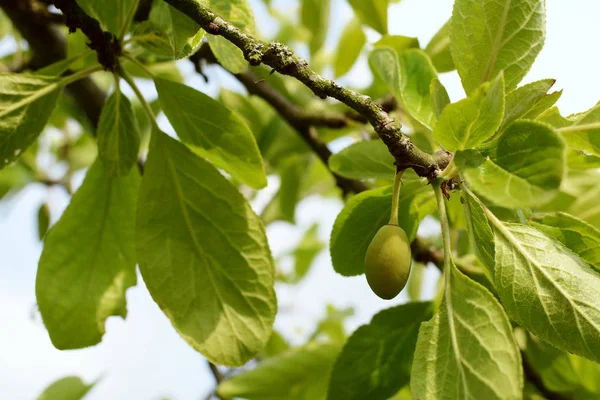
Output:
[207,0,255,73]
[37,202,50,241]
[539,103,600,158]
[309,305,353,345]
[0,162,33,200]
[568,150,600,170]
[329,140,395,180]
[300,0,331,55]
[369,47,401,100]
[330,176,435,276]
[347,0,388,34]
[36,161,139,349]
[374,35,419,53]
[96,89,140,177]
[530,212,600,272]
[76,0,136,35]
[425,20,454,73]
[134,1,205,60]
[432,73,504,152]
[263,330,289,358]
[327,302,432,400]
[493,221,600,363]
[334,18,366,78]
[37,376,94,400]
[461,189,495,279]
[407,262,425,301]
[524,333,600,398]
[411,261,523,399]
[456,120,565,208]
[154,77,267,189]
[136,130,276,367]
[286,223,324,283]
[450,0,546,93]
[429,78,450,118]
[502,79,561,129]
[217,343,340,400]
[397,49,439,130]
[0,73,61,170]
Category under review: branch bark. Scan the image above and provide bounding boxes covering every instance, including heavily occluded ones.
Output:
[163,0,451,177]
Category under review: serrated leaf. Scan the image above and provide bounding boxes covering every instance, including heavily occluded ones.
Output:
[36,161,139,349]
[207,0,255,73]
[530,212,600,272]
[328,302,432,400]
[433,73,504,152]
[154,77,267,189]
[300,0,331,55]
[347,0,388,34]
[455,120,565,208]
[134,1,205,60]
[334,18,366,78]
[450,0,545,93]
[76,0,136,35]
[461,189,495,278]
[330,175,434,276]
[329,140,395,180]
[136,130,276,366]
[217,343,340,400]
[429,78,450,118]
[539,103,600,158]
[397,49,439,129]
[37,376,95,400]
[502,79,560,129]
[97,89,140,177]
[493,221,600,363]
[411,261,523,399]
[524,333,600,398]
[425,20,454,73]
[0,73,61,169]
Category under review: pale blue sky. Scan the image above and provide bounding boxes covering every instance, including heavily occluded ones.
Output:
[1,0,600,399]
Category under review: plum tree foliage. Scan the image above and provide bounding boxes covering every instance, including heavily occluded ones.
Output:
[2,0,600,399]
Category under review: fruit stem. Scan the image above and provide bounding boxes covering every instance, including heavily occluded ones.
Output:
[389,169,405,225]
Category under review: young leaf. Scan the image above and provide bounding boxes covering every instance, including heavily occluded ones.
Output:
[347,0,388,34]
[334,18,366,78]
[397,49,439,130]
[207,0,255,73]
[539,103,600,158]
[330,178,435,276]
[432,73,504,152]
[37,376,95,400]
[429,78,450,118]
[329,140,395,180]
[502,79,561,129]
[217,343,340,400]
[136,130,276,367]
[76,0,136,35]
[96,89,140,177]
[425,20,454,73]
[134,1,205,60]
[36,161,140,349]
[328,302,432,400]
[369,47,401,100]
[493,221,600,363]
[455,120,565,208]
[530,212,600,272]
[301,0,331,55]
[0,74,61,169]
[411,261,523,399]
[154,77,267,189]
[461,189,495,278]
[450,0,545,93]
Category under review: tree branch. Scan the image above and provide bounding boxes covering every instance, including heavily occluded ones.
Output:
[0,0,106,129]
[163,0,451,177]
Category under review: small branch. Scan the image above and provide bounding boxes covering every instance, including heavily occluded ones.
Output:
[51,0,121,71]
[164,0,450,177]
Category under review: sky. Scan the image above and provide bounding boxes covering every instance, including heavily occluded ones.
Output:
[1,0,600,399]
